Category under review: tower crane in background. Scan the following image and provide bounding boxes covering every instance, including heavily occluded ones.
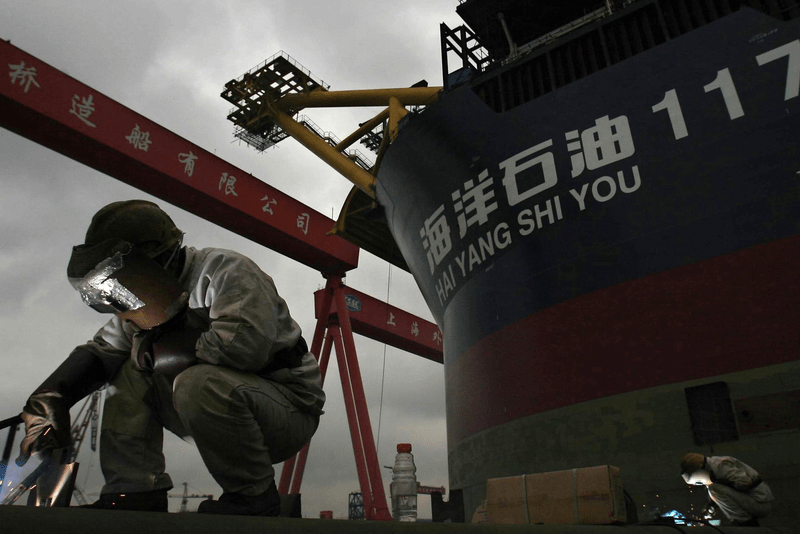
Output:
[169,482,213,513]
[66,390,102,506]
[67,397,214,511]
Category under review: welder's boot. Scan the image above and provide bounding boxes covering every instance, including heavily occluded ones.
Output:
[82,489,168,512]
[197,481,281,516]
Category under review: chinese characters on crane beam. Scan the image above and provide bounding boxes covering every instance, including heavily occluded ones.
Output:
[411,321,420,338]
[432,330,443,346]
[5,52,321,240]
[8,61,40,92]
[125,124,152,151]
[219,172,239,196]
[70,94,97,128]
[297,213,310,235]
[179,151,198,177]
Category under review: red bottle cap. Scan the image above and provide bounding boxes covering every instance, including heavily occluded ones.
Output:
[397,443,412,453]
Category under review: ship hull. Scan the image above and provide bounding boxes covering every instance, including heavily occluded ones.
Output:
[377,8,800,522]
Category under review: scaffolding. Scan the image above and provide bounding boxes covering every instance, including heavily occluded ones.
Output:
[348,492,365,520]
[222,51,330,152]
[221,51,441,198]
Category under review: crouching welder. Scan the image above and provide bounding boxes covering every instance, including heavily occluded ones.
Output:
[680,453,774,526]
[18,200,325,515]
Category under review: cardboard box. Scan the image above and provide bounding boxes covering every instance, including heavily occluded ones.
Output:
[471,500,490,524]
[486,465,626,524]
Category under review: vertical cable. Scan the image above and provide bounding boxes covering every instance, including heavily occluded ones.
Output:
[375,264,392,454]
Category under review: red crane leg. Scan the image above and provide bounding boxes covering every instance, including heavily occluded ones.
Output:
[316,330,335,387]
[310,277,337,358]
[280,292,337,495]
[333,285,392,521]
[331,326,375,517]
[288,330,334,495]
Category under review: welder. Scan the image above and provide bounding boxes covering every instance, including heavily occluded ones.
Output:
[680,452,774,526]
[18,200,325,515]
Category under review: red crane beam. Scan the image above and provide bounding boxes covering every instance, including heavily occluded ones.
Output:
[0,39,359,273]
[1,40,437,514]
[314,285,443,364]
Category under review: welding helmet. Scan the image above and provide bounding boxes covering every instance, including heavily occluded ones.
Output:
[680,453,711,486]
[83,200,184,263]
[682,469,712,486]
[67,201,188,329]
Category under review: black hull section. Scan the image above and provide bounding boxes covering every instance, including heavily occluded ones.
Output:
[376,8,800,522]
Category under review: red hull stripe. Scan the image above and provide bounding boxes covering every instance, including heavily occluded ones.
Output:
[446,235,800,445]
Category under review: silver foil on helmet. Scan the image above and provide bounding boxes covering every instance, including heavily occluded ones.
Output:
[72,251,145,311]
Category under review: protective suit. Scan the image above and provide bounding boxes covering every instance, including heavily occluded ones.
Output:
[705,456,774,524]
[22,240,324,514]
[682,454,774,525]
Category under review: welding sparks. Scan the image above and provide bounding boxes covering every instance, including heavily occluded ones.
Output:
[662,509,691,524]
[661,509,721,527]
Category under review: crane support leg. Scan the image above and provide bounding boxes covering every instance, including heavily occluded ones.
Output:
[279,325,334,495]
[278,275,392,520]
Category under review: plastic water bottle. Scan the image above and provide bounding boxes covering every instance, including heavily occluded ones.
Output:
[391,443,417,522]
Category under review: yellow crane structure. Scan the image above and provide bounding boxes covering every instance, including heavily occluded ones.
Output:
[220,51,442,199]
[220,52,442,270]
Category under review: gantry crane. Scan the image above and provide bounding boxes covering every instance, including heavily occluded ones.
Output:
[0,39,445,519]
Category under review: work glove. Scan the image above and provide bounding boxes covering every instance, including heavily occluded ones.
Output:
[135,329,202,378]
[134,307,207,378]
[19,347,115,459]
[19,392,71,458]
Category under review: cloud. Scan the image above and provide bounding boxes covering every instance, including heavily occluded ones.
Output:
[0,0,459,518]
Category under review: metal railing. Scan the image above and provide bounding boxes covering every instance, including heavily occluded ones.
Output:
[229,50,330,92]
[1,415,23,489]
[296,115,374,171]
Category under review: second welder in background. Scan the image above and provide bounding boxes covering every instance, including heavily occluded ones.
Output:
[680,453,774,526]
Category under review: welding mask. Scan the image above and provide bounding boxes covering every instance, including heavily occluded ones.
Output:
[682,469,712,486]
[67,238,188,329]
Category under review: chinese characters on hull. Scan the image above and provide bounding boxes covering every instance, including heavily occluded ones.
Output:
[420,205,452,275]
[452,170,498,236]
[420,114,637,276]
[417,38,800,308]
[566,116,635,178]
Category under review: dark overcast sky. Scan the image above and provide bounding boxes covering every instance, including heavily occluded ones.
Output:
[0,0,467,518]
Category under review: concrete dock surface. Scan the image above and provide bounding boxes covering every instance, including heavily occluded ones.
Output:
[1,506,798,534]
